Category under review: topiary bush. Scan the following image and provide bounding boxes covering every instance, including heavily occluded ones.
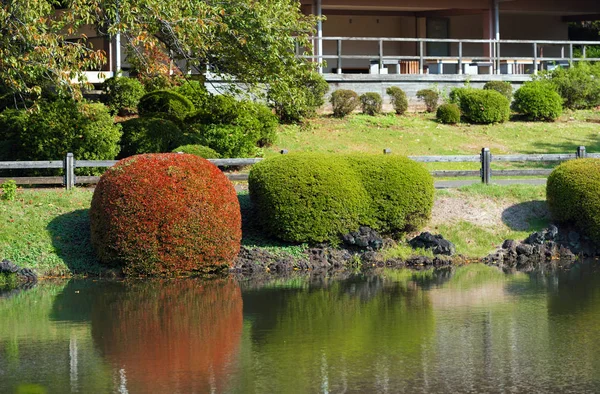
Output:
[416,89,439,113]
[345,154,434,234]
[459,89,510,124]
[268,71,329,123]
[137,90,195,122]
[175,80,209,109]
[248,153,370,243]
[330,89,359,118]
[360,92,383,116]
[102,76,146,115]
[547,159,600,242]
[171,144,220,158]
[436,103,461,124]
[449,87,473,106]
[386,86,408,115]
[89,153,241,276]
[542,62,600,110]
[248,153,434,243]
[12,100,121,175]
[119,117,184,158]
[512,81,563,121]
[483,81,513,101]
[186,124,260,158]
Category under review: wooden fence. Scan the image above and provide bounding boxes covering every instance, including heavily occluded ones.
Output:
[0,147,598,190]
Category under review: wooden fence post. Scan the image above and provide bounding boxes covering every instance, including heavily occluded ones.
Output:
[577,146,586,159]
[481,148,491,185]
[64,153,75,190]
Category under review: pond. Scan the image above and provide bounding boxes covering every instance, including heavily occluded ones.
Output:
[1,264,600,393]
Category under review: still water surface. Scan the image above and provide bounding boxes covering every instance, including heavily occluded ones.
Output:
[1,264,600,393]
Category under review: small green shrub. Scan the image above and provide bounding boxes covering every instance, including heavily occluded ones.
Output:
[416,89,439,112]
[0,108,28,160]
[345,154,434,234]
[359,92,383,116]
[512,81,563,121]
[249,102,279,147]
[436,103,461,124]
[186,124,260,158]
[171,144,220,158]
[459,89,510,124]
[449,87,473,106]
[268,71,329,123]
[119,117,184,158]
[90,153,241,276]
[542,62,600,110]
[102,77,146,115]
[175,80,209,109]
[386,86,408,115]
[330,89,359,118]
[249,153,370,243]
[483,81,513,101]
[547,159,600,241]
[1,180,17,201]
[137,90,195,122]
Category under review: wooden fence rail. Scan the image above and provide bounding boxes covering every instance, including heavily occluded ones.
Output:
[0,147,596,190]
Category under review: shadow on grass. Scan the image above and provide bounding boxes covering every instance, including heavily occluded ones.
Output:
[46,209,105,276]
[501,200,551,231]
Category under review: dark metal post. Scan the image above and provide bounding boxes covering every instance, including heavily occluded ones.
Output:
[64,153,75,190]
[383,148,391,154]
[280,149,289,155]
[337,39,342,74]
[419,41,424,75]
[379,39,383,73]
[481,148,491,184]
[577,146,586,159]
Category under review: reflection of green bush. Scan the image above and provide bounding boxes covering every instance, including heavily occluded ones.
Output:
[444,264,505,290]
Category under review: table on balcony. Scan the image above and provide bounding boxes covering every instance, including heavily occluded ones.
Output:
[426,59,493,75]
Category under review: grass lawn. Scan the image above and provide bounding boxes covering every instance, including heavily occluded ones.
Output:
[0,184,549,277]
[268,111,600,172]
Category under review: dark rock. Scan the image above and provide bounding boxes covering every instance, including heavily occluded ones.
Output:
[341,226,384,251]
[0,260,37,283]
[568,231,581,243]
[409,232,456,256]
[546,225,559,240]
[516,244,534,256]
[525,231,545,245]
[501,239,518,252]
[406,255,433,267]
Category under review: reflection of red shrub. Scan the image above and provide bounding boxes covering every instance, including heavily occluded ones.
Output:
[90,153,241,276]
[91,279,243,393]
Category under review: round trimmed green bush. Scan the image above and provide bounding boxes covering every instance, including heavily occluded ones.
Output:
[119,117,184,158]
[483,81,513,101]
[138,90,195,121]
[330,89,359,118]
[386,86,408,115]
[547,159,600,241]
[449,87,473,106]
[172,144,220,158]
[186,124,260,158]
[268,71,328,123]
[360,92,383,116]
[345,154,434,234]
[102,76,146,115]
[416,89,439,112]
[459,89,510,124]
[248,153,370,243]
[512,81,563,121]
[436,103,461,124]
[175,80,209,109]
[90,153,241,276]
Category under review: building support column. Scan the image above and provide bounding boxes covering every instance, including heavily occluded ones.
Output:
[115,0,122,74]
[494,0,500,74]
[316,0,323,73]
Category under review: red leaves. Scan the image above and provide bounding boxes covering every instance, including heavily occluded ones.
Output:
[90,153,241,276]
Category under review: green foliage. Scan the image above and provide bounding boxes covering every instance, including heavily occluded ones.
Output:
[483,81,513,101]
[187,124,260,158]
[248,153,370,243]
[248,153,433,243]
[137,90,195,122]
[359,92,383,116]
[175,80,209,109]
[119,117,184,158]
[448,87,473,106]
[436,103,461,124]
[8,100,121,171]
[330,89,359,118]
[101,77,146,115]
[459,89,510,124]
[251,102,279,147]
[90,154,241,276]
[171,145,220,158]
[1,180,17,201]
[345,154,434,235]
[0,108,28,160]
[416,89,439,112]
[268,71,328,123]
[512,81,563,121]
[547,159,600,241]
[386,86,408,115]
[539,62,600,110]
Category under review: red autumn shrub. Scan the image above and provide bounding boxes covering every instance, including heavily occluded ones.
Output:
[89,153,241,276]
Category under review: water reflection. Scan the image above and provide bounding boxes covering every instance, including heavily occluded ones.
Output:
[2,264,600,393]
